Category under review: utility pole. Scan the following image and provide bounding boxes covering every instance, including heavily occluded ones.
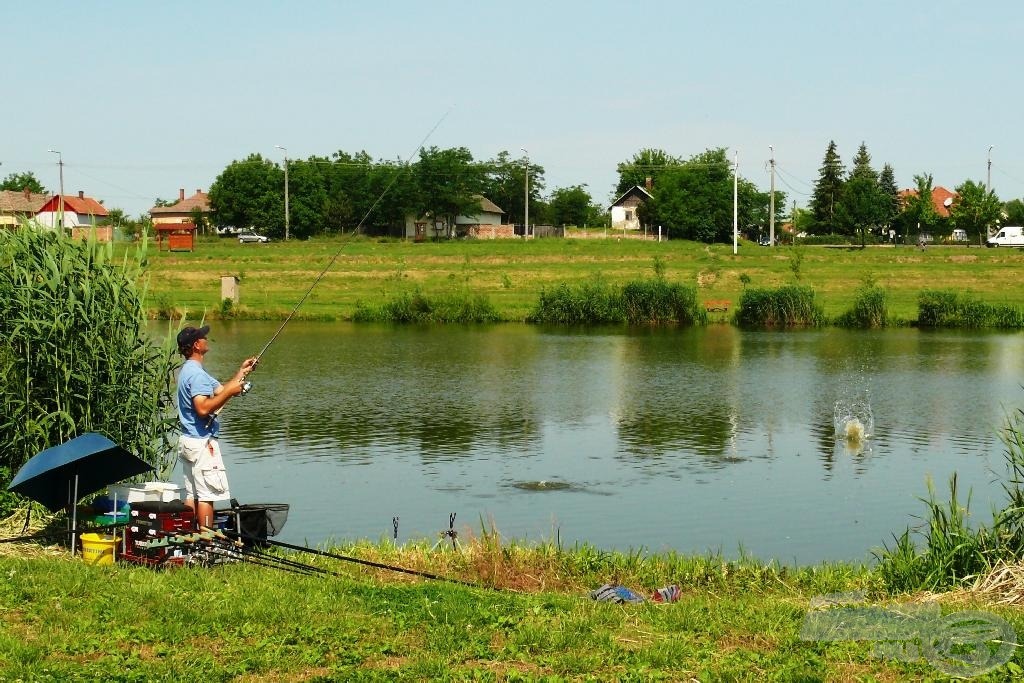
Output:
[732,150,738,255]
[276,145,289,240]
[792,200,797,245]
[47,149,64,231]
[521,148,529,239]
[768,145,776,247]
[984,145,994,246]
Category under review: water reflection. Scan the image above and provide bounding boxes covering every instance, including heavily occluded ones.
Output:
[169,321,1024,562]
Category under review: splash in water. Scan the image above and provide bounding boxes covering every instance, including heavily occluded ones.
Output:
[834,398,873,445]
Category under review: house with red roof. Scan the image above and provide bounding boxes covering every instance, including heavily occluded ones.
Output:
[35,191,111,240]
[898,185,957,217]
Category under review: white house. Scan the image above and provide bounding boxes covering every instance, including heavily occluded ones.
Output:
[609,185,652,231]
[405,195,506,239]
[35,191,109,229]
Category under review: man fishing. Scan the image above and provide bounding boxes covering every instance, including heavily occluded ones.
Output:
[176,325,257,528]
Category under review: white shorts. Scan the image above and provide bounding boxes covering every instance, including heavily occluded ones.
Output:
[179,435,232,502]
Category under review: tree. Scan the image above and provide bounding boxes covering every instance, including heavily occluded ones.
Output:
[415,147,485,237]
[481,151,544,227]
[949,180,1001,242]
[0,171,46,194]
[652,148,765,243]
[208,154,284,237]
[809,141,845,234]
[878,163,901,229]
[188,206,208,236]
[836,143,885,245]
[615,148,680,197]
[1003,199,1024,227]
[548,185,594,227]
[899,173,941,237]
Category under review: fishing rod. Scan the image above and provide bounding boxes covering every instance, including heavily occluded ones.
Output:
[229,531,495,591]
[240,107,453,388]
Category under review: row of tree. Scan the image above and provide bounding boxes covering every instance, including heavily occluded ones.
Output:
[206,148,608,240]
[807,141,1005,244]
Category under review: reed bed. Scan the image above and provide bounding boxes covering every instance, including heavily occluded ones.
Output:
[352,288,502,323]
[876,405,1024,593]
[733,285,827,327]
[917,289,1024,328]
[0,225,180,516]
[528,277,707,326]
[834,280,890,328]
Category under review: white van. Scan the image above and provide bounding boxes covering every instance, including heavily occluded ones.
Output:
[987,226,1024,247]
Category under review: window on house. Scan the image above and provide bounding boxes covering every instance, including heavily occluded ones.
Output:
[625,210,633,221]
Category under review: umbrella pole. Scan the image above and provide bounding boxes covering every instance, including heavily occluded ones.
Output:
[71,474,79,557]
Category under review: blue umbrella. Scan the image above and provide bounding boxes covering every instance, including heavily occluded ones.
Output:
[8,433,154,553]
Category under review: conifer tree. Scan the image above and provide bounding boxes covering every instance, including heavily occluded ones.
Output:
[878,164,901,229]
[809,141,845,234]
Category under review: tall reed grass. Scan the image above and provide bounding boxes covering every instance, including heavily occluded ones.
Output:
[0,225,180,514]
[834,280,889,328]
[733,285,826,327]
[917,289,1024,328]
[528,277,707,325]
[352,288,502,323]
[876,404,1024,592]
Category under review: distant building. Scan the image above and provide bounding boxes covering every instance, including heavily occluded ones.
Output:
[898,185,957,217]
[150,188,212,228]
[609,185,653,231]
[34,191,111,241]
[405,195,508,239]
[0,188,49,228]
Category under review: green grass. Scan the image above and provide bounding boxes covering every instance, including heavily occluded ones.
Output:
[133,236,1024,323]
[7,540,1020,681]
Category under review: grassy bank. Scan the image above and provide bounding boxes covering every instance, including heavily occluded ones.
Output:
[4,537,1022,680]
[136,236,1024,322]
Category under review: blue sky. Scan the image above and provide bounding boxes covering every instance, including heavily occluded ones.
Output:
[5,1,1023,216]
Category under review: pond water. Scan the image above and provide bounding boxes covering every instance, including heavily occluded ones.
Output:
[184,322,1024,563]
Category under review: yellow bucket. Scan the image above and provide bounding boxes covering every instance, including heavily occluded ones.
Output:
[80,533,119,566]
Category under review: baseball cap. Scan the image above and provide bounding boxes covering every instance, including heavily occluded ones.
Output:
[176,325,210,351]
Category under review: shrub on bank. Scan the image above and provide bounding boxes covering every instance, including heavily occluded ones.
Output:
[529,278,709,325]
[353,289,501,323]
[734,285,826,327]
[528,280,625,324]
[917,289,1024,328]
[834,281,889,328]
[621,280,708,325]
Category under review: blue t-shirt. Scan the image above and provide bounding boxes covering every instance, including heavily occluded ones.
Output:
[177,359,221,438]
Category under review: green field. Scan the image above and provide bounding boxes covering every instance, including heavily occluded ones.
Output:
[139,236,1024,323]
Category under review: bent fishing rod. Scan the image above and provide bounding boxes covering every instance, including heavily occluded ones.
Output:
[240,108,452,390]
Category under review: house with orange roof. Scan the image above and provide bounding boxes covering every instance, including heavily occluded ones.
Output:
[0,188,49,228]
[898,185,957,217]
[35,191,112,240]
[149,188,212,231]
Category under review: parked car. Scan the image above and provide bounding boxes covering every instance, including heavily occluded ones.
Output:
[951,228,968,242]
[216,226,240,238]
[238,230,270,244]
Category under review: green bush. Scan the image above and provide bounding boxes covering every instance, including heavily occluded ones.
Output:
[835,282,889,328]
[353,288,501,323]
[734,285,826,327]
[527,280,625,324]
[0,225,180,515]
[917,290,1024,328]
[621,280,708,325]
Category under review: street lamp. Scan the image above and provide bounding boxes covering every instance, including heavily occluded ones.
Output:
[985,145,994,245]
[521,148,529,239]
[276,145,289,240]
[47,149,64,231]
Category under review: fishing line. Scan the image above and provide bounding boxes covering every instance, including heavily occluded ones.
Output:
[248,106,453,372]
[231,532,497,591]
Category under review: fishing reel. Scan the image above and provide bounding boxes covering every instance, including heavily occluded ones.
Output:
[239,380,252,396]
